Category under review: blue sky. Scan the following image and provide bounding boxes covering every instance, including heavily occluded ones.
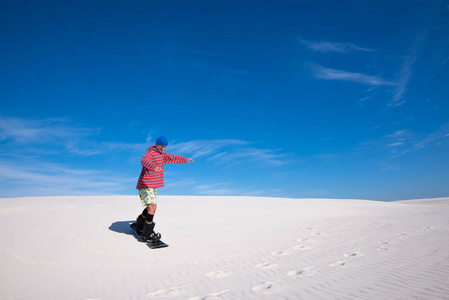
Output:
[1,0,448,201]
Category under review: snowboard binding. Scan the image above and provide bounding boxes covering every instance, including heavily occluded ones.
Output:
[141,222,161,243]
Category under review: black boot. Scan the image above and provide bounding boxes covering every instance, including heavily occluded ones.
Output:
[141,222,161,243]
[135,215,145,234]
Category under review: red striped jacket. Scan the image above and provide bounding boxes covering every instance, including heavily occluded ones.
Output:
[136,146,188,189]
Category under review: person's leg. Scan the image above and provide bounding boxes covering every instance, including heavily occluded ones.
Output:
[141,189,161,242]
[137,188,157,232]
[145,203,157,224]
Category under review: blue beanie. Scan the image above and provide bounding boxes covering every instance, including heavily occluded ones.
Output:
[156,136,168,146]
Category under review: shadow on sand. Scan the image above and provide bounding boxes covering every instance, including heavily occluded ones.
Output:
[109,220,134,236]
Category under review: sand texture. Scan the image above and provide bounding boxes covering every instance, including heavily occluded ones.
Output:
[1,196,449,299]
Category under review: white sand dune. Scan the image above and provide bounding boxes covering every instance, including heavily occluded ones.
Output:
[1,195,449,300]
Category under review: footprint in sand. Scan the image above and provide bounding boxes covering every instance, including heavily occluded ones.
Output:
[271,250,291,256]
[329,260,346,267]
[147,283,196,298]
[343,250,365,258]
[188,289,230,300]
[417,226,436,232]
[310,232,325,236]
[287,266,317,277]
[296,238,309,242]
[293,245,314,251]
[376,246,389,251]
[205,270,230,279]
[251,281,281,295]
[255,261,279,269]
[396,232,409,240]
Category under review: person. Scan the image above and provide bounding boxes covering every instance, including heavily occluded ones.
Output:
[135,136,194,242]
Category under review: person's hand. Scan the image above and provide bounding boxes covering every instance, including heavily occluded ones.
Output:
[154,167,163,173]
[187,158,194,163]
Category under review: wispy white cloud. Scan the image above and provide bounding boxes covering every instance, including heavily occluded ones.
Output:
[65,141,147,157]
[0,115,144,196]
[0,115,292,197]
[241,188,286,197]
[386,130,408,138]
[385,30,429,106]
[390,62,413,106]
[65,141,103,156]
[355,129,410,154]
[310,64,396,86]
[170,139,287,167]
[0,115,147,157]
[356,123,449,165]
[384,129,409,150]
[146,132,154,144]
[0,158,133,197]
[170,139,250,158]
[190,182,285,197]
[0,115,98,144]
[379,162,400,172]
[389,45,421,107]
[363,123,449,157]
[300,39,375,53]
[359,96,372,103]
[1,116,288,167]
[372,123,449,170]
[387,142,404,147]
[302,31,427,107]
[410,122,449,151]
[194,182,234,195]
[354,129,412,172]
[210,147,286,167]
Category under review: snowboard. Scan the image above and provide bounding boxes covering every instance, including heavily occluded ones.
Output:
[130,223,169,249]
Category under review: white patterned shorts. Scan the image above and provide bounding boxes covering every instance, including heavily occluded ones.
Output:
[139,188,157,206]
